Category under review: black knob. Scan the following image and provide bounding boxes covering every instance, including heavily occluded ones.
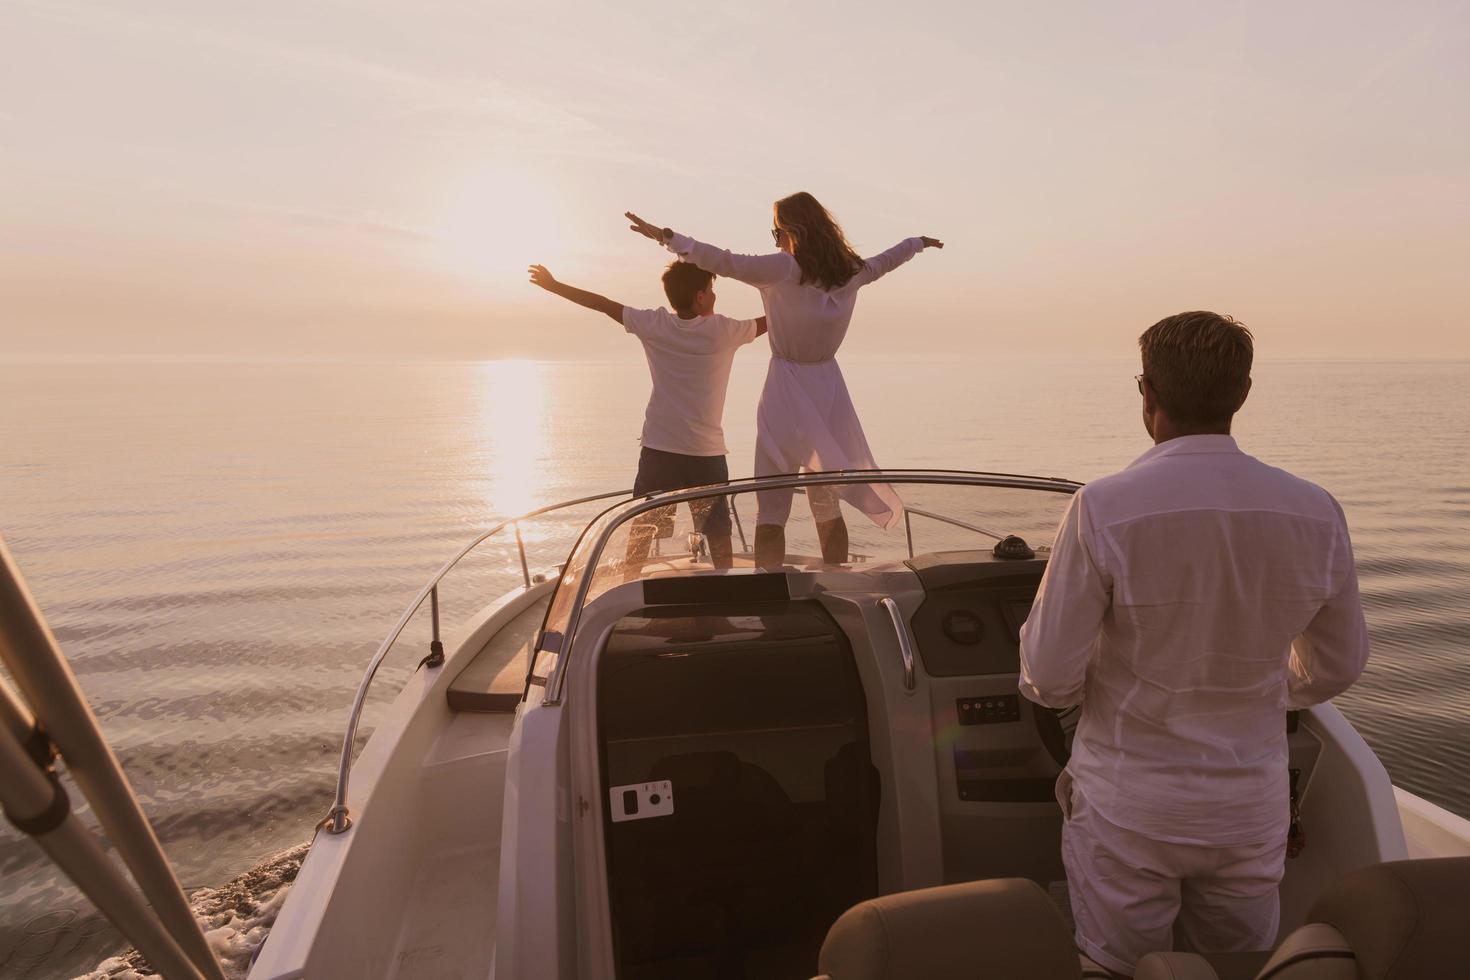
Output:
[993,535,1035,560]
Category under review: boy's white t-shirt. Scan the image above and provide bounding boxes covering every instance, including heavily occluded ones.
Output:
[622,306,761,457]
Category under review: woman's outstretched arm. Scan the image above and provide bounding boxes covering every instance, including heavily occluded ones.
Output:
[625,211,793,287]
[850,236,943,288]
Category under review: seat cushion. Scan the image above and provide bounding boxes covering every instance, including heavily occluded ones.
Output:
[1134,950,1272,980]
[1134,952,1224,980]
[445,594,548,712]
[818,878,1081,980]
[1253,923,1354,979]
[1307,857,1470,980]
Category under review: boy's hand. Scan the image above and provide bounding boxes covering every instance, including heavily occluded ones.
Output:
[526,266,624,323]
[920,237,944,249]
[626,212,669,244]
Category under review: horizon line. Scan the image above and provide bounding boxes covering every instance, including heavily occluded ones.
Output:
[3,353,1469,367]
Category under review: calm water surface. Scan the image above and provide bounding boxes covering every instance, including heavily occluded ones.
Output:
[1,357,1467,977]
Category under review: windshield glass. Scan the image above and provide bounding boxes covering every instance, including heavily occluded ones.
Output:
[539,473,1077,654]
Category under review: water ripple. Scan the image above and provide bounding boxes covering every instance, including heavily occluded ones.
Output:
[1,358,1467,979]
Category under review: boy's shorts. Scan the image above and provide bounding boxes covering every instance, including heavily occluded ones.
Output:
[632,447,733,538]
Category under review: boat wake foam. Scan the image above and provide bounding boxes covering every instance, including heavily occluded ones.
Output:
[71,842,309,980]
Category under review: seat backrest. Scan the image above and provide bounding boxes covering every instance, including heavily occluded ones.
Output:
[1252,923,1356,980]
[1134,950,1274,980]
[1306,856,1470,980]
[1135,857,1470,980]
[1135,931,1353,980]
[816,878,1083,980]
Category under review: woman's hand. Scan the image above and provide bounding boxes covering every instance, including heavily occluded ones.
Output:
[528,264,557,289]
[920,236,944,249]
[626,211,670,244]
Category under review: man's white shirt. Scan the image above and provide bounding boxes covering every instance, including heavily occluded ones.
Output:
[1019,435,1369,846]
[621,307,760,457]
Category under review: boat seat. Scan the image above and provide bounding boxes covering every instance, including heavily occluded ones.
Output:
[811,878,1109,980]
[1134,936,1322,980]
[445,595,549,712]
[1134,857,1470,980]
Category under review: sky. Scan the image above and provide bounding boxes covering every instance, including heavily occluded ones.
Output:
[2,0,1467,361]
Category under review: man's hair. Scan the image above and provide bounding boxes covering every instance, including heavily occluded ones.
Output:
[1138,311,1254,428]
[662,261,714,311]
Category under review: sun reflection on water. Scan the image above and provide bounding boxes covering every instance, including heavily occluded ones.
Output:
[475,358,549,520]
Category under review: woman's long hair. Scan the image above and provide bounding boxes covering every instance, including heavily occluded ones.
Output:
[774,192,864,290]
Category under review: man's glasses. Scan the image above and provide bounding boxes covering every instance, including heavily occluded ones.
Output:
[1135,374,1148,395]
[771,227,783,244]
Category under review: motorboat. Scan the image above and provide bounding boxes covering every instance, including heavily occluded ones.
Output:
[244,470,1470,979]
[3,470,1468,980]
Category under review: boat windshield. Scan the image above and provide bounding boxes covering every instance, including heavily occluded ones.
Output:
[539,471,1077,658]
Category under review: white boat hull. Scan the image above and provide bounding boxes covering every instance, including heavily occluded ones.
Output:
[252,576,1470,980]
[251,583,551,979]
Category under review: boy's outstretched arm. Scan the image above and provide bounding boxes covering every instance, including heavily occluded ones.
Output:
[528,264,623,323]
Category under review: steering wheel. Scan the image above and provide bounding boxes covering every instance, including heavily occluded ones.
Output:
[1035,705,1079,769]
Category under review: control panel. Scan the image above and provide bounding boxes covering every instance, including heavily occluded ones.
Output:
[957,694,1021,725]
[904,553,1047,676]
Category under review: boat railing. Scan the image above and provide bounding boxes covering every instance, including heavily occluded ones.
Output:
[540,470,1080,707]
[902,505,1005,551]
[326,469,1080,835]
[323,487,633,834]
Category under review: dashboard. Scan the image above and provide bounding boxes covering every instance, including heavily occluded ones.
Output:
[887,550,1066,883]
[904,551,1046,677]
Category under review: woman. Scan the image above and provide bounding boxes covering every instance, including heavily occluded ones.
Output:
[627,192,942,567]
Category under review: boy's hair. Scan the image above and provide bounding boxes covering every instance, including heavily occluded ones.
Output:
[662,261,714,311]
[1138,311,1254,428]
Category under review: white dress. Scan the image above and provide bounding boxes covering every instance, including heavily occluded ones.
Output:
[666,233,925,529]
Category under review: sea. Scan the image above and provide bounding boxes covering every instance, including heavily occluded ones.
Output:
[1,356,1467,978]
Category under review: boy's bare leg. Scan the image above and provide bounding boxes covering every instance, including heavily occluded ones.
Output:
[624,522,655,581]
[754,523,785,569]
[708,534,733,569]
[687,497,733,569]
[624,506,676,580]
[816,515,849,565]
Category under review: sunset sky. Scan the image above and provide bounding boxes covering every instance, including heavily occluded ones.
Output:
[3,0,1467,361]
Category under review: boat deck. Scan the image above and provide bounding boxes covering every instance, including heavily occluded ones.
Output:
[446,594,549,712]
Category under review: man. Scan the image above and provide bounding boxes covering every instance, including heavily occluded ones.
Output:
[527,261,765,569]
[1018,311,1370,976]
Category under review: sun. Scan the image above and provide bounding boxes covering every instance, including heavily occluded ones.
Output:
[428,167,564,284]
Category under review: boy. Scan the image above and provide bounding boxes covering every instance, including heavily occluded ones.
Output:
[527,260,766,569]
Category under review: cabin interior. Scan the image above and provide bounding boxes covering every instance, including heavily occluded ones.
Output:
[576,549,1341,979]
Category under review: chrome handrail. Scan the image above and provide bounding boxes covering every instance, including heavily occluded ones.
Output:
[322,487,633,834]
[541,469,1080,707]
[878,597,917,693]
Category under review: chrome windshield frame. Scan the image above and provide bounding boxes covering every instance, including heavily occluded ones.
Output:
[538,468,1080,708]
